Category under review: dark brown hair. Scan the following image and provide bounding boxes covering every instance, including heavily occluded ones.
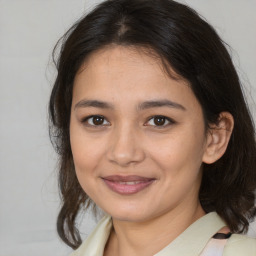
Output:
[49,0,256,249]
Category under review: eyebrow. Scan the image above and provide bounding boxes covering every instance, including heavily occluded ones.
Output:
[74,99,186,111]
[138,99,186,111]
[74,100,114,110]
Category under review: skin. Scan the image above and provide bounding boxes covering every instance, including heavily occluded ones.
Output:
[70,46,233,256]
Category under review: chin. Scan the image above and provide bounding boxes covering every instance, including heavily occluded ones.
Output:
[103,204,150,222]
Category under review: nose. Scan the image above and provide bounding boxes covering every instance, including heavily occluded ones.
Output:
[107,125,146,167]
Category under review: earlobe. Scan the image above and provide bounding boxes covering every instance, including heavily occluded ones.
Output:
[202,112,234,164]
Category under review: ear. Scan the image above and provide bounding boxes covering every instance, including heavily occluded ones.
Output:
[203,112,234,164]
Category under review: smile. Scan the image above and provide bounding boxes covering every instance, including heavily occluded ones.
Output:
[102,175,156,195]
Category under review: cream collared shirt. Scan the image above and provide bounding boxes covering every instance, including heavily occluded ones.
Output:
[70,212,256,256]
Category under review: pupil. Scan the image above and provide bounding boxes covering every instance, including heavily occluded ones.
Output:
[154,116,165,126]
[93,116,104,125]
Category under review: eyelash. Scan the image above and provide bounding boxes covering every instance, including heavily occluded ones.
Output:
[145,115,175,127]
[81,115,110,127]
[81,115,175,128]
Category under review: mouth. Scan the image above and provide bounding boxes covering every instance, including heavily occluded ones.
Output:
[102,175,156,195]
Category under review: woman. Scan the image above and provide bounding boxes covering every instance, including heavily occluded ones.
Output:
[49,0,256,255]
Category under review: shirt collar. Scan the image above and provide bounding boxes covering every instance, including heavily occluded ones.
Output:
[155,212,226,256]
[73,215,112,256]
[73,212,226,256]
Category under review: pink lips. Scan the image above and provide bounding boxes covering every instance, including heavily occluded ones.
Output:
[102,175,155,195]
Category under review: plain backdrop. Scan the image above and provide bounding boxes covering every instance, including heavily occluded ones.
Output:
[0,1,255,255]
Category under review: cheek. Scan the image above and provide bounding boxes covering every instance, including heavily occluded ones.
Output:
[70,128,104,198]
[146,127,206,178]
[70,122,104,176]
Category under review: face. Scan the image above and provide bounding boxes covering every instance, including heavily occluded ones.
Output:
[70,46,209,223]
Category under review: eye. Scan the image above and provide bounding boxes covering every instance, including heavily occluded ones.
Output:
[146,116,174,127]
[82,115,110,126]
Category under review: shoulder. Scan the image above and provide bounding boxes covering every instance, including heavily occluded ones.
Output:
[223,234,256,256]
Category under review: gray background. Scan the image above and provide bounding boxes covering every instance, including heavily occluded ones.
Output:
[0,0,255,255]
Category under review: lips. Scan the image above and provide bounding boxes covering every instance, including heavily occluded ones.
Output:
[102,175,156,195]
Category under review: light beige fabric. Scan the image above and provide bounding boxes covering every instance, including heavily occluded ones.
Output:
[224,233,256,256]
[70,212,256,256]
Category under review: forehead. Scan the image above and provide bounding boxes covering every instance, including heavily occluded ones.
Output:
[72,45,200,112]
[75,45,174,86]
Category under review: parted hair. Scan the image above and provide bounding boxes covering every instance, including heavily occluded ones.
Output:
[49,0,256,249]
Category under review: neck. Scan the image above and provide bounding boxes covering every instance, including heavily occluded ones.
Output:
[104,201,205,256]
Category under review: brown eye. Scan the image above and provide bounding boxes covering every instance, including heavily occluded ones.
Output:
[146,115,174,127]
[92,116,104,125]
[84,115,109,126]
[153,116,166,126]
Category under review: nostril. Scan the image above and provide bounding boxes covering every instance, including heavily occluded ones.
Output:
[107,136,145,166]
